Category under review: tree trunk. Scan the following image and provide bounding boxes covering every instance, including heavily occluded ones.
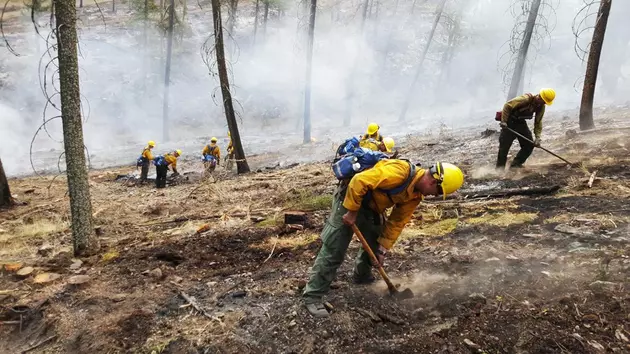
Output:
[579,0,612,131]
[302,0,317,143]
[211,0,250,173]
[506,0,541,100]
[55,0,98,256]
[162,0,175,142]
[253,0,259,44]
[262,1,269,39]
[398,0,446,122]
[343,0,369,127]
[112,0,115,13]
[227,0,238,35]
[79,0,83,8]
[0,158,13,208]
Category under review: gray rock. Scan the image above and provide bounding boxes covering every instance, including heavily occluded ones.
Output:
[589,281,617,292]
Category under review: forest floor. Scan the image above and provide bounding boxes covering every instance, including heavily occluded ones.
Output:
[2,107,630,353]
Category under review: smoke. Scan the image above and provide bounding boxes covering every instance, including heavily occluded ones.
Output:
[1,0,629,176]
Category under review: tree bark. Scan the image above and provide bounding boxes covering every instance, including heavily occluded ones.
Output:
[112,0,115,13]
[54,0,98,256]
[0,158,13,208]
[253,0,259,44]
[211,0,250,173]
[343,0,369,126]
[506,0,541,100]
[579,0,612,131]
[227,0,238,36]
[262,1,269,39]
[398,0,446,122]
[302,0,317,143]
[79,0,83,8]
[162,0,175,142]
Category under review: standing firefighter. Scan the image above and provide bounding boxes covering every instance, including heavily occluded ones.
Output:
[138,140,155,183]
[202,137,221,173]
[496,88,556,169]
[359,122,384,151]
[225,131,235,171]
[303,160,465,317]
[154,149,182,188]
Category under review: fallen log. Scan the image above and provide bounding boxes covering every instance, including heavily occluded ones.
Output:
[284,211,307,225]
[430,185,561,202]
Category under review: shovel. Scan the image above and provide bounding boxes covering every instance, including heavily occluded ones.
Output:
[351,224,414,300]
[503,126,577,167]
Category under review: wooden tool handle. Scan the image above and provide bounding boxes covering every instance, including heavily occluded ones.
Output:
[351,224,397,292]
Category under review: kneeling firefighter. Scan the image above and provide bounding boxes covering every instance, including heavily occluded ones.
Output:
[154,149,182,188]
[496,88,555,169]
[303,155,465,318]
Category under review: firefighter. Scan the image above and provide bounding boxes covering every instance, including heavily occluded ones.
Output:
[202,137,221,172]
[154,149,182,188]
[359,122,384,151]
[303,161,465,317]
[139,141,155,183]
[225,131,235,170]
[496,88,556,169]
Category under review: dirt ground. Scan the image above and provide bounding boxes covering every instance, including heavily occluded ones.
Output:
[2,116,630,354]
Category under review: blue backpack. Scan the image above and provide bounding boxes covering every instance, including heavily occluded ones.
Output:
[202,154,217,166]
[332,147,389,180]
[335,136,360,157]
[153,155,167,167]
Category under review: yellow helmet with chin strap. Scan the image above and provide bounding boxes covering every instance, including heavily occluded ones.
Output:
[211,137,218,143]
[383,137,395,152]
[175,149,182,156]
[429,162,464,200]
[147,140,156,147]
[540,88,555,105]
[367,123,380,135]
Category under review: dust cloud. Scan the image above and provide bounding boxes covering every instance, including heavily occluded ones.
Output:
[1,0,629,175]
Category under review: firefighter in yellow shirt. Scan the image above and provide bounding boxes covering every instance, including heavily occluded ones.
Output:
[155,149,181,188]
[202,137,221,172]
[138,140,155,183]
[302,160,465,317]
[358,122,384,151]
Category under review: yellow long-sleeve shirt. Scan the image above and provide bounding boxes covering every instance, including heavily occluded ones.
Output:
[202,144,221,160]
[343,160,425,250]
[501,93,545,138]
[164,153,178,169]
[141,147,153,161]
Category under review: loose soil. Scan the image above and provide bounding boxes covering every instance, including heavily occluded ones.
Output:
[1,121,630,353]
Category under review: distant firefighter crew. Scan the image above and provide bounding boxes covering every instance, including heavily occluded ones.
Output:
[496,88,556,169]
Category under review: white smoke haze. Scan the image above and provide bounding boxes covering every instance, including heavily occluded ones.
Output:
[1,0,629,176]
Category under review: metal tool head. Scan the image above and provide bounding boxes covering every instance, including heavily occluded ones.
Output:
[389,287,414,300]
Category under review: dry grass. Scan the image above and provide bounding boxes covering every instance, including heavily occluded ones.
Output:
[466,212,538,227]
[288,190,332,211]
[398,218,459,241]
[0,219,67,243]
[251,233,319,251]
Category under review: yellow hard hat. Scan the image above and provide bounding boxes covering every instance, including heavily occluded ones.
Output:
[540,88,555,105]
[367,123,379,135]
[147,140,156,147]
[211,137,218,142]
[383,137,395,152]
[176,149,182,156]
[429,162,464,200]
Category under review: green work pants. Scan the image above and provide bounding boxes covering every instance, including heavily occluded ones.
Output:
[302,186,383,303]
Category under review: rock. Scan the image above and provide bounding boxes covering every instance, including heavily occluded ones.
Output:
[69,259,83,270]
[582,314,599,322]
[555,224,593,235]
[231,290,247,298]
[323,302,334,312]
[468,293,487,304]
[288,320,297,328]
[111,294,127,302]
[285,224,304,233]
[484,257,501,263]
[296,280,307,290]
[38,243,54,257]
[290,311,297,318]
[148,268,164,280]
[68,275,90,285]
[206,281,217,288]
[463,338,480,350]
[33,272,61,284]
[16,266,34,277]
[541,271,552,277]
[172,276,183,283]
[321,330,332,339]
[589,280,617,292]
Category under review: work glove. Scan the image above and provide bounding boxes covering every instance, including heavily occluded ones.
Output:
[534,137,541,147]
[499,121,507,129]
[375,246,387,267]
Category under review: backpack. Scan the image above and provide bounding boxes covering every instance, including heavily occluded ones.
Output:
[332,148,388,180]
[136,148,150,166]
[335,137,360,158]
[153,155,167,167]
[202,154,217,166]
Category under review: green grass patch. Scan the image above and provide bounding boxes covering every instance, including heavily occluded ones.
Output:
[398,218,459,241]
[289,190,332,211]
[466,212,538,227]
